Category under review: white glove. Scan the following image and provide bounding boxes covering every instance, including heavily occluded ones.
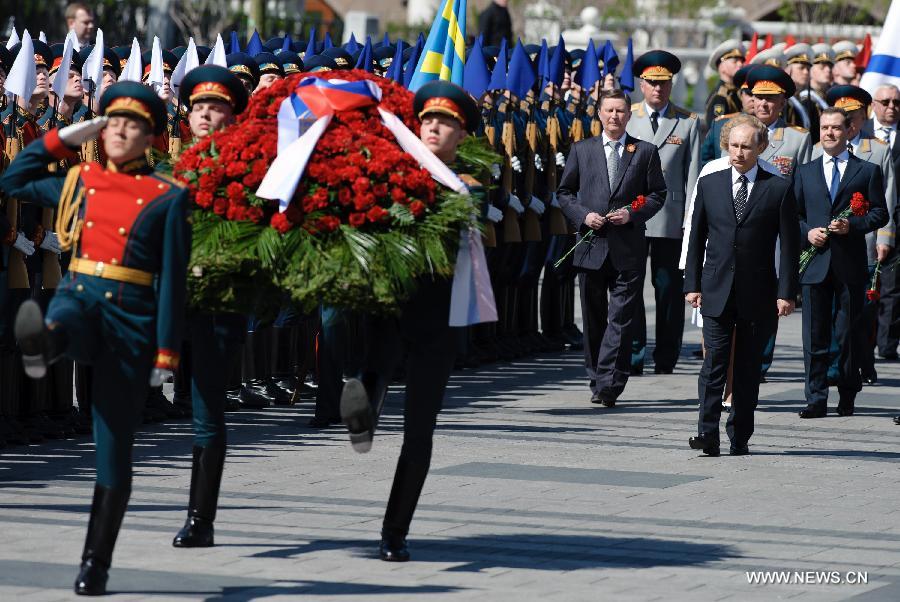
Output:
[556,152,566,167]
[534,154,544,172]
[58,116,109,147]
[40,231,61,254]
[149,367,173,387]
[551,192,561,208]
[490,163,501,180]
[510,156,522,173]
[508,194,525,214]
[486,204,503,223]
[529,196,546,216]
[13,232,35,256]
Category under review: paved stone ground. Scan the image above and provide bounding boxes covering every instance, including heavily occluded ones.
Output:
[2,281,900,601]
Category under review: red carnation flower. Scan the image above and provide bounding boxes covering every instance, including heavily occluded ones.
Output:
[195,191,214,209]
[337,188,352,206]
[367,206,389,223]
[631,195,647,212]
[850,192,869,216]
[409,200,425,218]
[348,212,367,228]
[270,212,292,234]
[867,288,881,302]
[213,198,228,215]
[317,215,341,232]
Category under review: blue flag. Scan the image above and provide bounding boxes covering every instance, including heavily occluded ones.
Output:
[281,34,293,53]
[323,32,334,50]
[381,32,391,47]
[403,35,425,89]
[548,35,565,87]
[386,40,408,82]
[487,37,508,91]
[464,35,490,99]
[537,39,550,88]
[601,40,619,77]
[246,30,263,57]
[305,29,317,58]
[345,33,360,54]
[507,39,536,100]
[577,39,600,91]
[408,0,467,91]
[355,36,374,72]
[619,38,635,92]
[229,31,241,54]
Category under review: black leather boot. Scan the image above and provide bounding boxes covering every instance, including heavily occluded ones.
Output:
[173,444,226,548]
[268,326,298,405]
[240,331,271,408]
[14,300,67,379]
[74,484,130,596]
[224,343,243,411]
[380,457,430,562]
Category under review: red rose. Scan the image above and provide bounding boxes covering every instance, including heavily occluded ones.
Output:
[367,206,389,223]
[337,188,353,206]
[348,212,367,228]
[270,212,292,234]
[225,161,248,177]
[317,215,340,232]
[226,181,246,203]
[867,289,881,302]
[213,198,228,215]
[198,174,217,192]
[373,183,389,198]
[354,193,375,211]
[352,177,370,194]
[246,207,264,223]
[631,195,647,212]
[390,187,406,203]
[409,200,425,217]
[195,191,214,209]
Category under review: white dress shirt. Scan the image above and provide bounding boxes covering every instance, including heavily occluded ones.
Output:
[731,163,759,200]
[601,131,627,160]
[872,115,897,147]
[822,149,850,184]
[644,102,669,121]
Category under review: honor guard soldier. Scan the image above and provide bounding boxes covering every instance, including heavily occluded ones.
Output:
[2,81,190,595]
[276,50,304,75]
[784,43,815,132]
[77,45,121,112]
[812,86,897,386]
[802,44,834,113]
[705,39,744,126]
[627,50,700,375]
[226,52,260,95]
[253,52,285,92]
[321,47,355,71]
[170,65,249,549]
[832,41,860,86]
[339,80,484,563]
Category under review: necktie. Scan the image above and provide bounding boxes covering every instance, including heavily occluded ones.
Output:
[607,141,620,188]
[829,158,840,201]
[880,127,892,144]
[650,111,659,134]
[847,142,854,155]
[733,174,748,221]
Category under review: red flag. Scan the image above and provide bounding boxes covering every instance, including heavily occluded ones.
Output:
[746,33,759,61]
[763,34,774,50]
[856,33,872,69]
[784,35,796,48]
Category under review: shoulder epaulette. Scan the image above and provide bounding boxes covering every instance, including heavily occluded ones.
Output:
[789,125,808,133]
[871,137,888,145]
[152,172,186,189]
[715,112,738,122]
[631,102,641,110]
[673,105,697,119]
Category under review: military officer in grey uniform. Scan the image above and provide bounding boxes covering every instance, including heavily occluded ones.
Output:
[705,40,744,126]
[812,86,897,385]
[627,50,700,374]
[800,44,834,115]
[747,66,812,379]
[751,46,810,131]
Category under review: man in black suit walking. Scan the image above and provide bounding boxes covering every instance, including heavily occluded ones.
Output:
[683,114,800,456]
[796,108,888,419]
[557,90,667,407]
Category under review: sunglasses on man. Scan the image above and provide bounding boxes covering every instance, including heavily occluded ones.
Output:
[875,98,900,107]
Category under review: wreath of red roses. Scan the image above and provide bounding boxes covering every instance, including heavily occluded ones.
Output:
[175,70,435,236]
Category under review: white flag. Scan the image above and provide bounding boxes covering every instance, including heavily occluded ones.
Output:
[81,28,105,106]
[38,31,47,44]
[147,36,166,97]
[205,34,227,67]
[5,30,36,99]
[120,38,143,83]
[51,31,77,98]
[5,28,19,50]
[170,37,200,101]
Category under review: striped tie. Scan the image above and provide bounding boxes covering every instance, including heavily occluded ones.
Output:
[607,141,620,189]
[733,174,748,221]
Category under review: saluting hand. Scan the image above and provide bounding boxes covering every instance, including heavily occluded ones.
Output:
[59,116,109,148]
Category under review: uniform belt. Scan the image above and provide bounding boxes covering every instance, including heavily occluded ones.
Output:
[69,258,155,286]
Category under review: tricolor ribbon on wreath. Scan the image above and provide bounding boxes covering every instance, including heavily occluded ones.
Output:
[255,76,496,326]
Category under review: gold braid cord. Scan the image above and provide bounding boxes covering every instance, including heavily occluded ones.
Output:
[55,165,85,252]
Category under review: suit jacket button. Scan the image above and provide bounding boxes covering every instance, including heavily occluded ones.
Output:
[730,266,735,271]
[104,291,113,300]
[118,227,127,236]
[76,284,84,292]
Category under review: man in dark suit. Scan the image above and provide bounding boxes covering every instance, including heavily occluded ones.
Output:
[796,107,889,419]
[557,89,667,407]
[684,114,800,456]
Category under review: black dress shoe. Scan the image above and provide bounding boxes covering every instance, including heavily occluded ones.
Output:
[590,392,603,404]
[759,374,767,384]
[894,415,900,425]
[862,371,877,386]
[379,534,410,562]
[74,558,108,596]
[729,444,750,456]
[689,435,720,456]
[654,367,673,375]
[601,398,615,408]
[799,405,827,419]
[836,402,855,416]
[172,517,214,548]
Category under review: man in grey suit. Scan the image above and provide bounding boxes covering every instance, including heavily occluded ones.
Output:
[626,50,701,375]
[557,90,667,406]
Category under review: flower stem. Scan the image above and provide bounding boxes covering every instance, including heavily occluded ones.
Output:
[554,230,595,270]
